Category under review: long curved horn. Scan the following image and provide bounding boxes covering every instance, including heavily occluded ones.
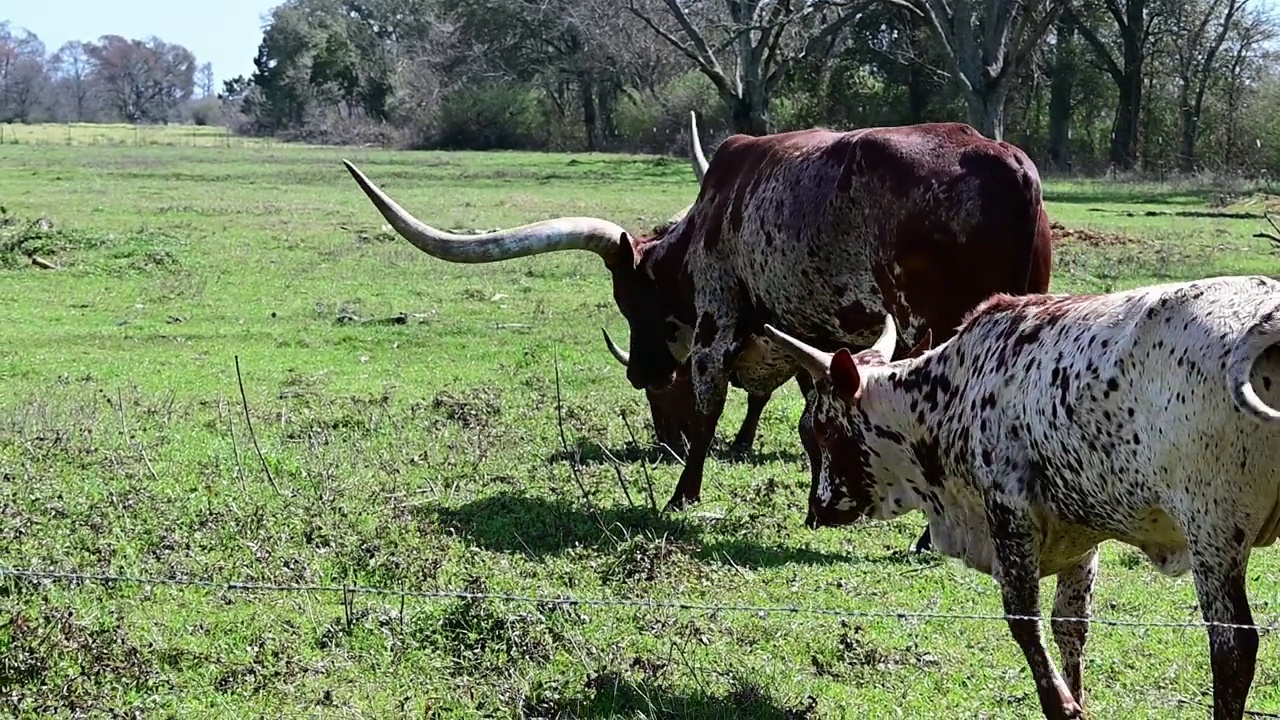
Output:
[870,314,898,358]
[343,160,629,264]
[601,327,630,366]
[689,111,709,183]
[762,324,832,381]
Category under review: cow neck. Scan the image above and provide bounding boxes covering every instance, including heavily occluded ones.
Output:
[639,223,696,314]
[859,350,949,450]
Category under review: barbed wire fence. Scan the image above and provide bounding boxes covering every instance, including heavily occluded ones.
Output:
[3,564,1279,634]
[0,123,276,149]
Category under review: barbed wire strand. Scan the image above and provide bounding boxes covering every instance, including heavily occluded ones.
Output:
[3,565,1278,633]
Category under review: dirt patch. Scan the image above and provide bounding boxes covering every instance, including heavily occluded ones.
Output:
[1050,220,1137,247]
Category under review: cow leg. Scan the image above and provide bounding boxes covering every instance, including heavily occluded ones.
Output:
[728,391,769,457]
[985,494,1082,720]
[914,526,933,553]
[664,347,730,511]
[1051,548,1099,707]
[794,372,814,398]
[1188,531,1257,720]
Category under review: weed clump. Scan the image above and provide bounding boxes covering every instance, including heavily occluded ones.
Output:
[0,208,106,268]
[431,387,502,429]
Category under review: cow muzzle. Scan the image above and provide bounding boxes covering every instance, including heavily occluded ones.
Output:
[627,366,676,392]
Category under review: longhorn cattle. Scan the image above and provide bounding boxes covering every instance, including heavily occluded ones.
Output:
[599,117,798,456]
[600,123,808,460]
[764,275,1280,720]
[340,116,1053,551]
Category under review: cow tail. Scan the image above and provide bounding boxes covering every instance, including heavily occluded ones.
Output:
[1228,305,1280,424]
[1013,161,1051,296]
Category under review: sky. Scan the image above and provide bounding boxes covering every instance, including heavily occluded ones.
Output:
[5,0,280,87]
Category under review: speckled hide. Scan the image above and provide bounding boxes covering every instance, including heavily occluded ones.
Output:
[652,123,1052,513]
[770,275,1280,720]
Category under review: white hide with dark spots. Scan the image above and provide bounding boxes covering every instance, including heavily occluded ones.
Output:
[791,275,1280,720]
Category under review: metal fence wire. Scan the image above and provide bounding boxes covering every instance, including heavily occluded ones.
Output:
[3,565,1278,633]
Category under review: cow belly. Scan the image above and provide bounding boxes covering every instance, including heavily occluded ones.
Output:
[732,336,798,395]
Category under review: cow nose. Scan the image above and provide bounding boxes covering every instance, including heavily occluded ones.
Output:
[625,367,650,390]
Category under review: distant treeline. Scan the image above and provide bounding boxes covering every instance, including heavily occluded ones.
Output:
[5,0,1280,176]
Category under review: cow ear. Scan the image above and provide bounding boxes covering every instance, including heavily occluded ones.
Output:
[830,348,862,401]
[906,330,933,359]
[619,231,641,268]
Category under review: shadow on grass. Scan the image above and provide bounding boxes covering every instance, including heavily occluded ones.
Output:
[528,673,816,719]
[423,492,849,568]
[546,440,806,468]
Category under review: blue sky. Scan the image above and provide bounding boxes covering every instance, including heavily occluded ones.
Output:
[7,0,1279,91]
[5,0,279,87]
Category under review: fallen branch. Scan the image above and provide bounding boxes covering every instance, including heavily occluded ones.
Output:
[1256,212,1280,247]
[29,255,58,270]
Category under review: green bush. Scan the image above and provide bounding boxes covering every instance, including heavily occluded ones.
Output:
[433,83,547,151]
[615,71,724,154]
[186,97,224,127]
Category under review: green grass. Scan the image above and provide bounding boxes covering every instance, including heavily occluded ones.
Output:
[2,135,1280,719]
[0,122,278,148]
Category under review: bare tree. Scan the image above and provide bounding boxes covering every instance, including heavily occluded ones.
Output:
[196,61,215,98]
[1167,0,1248,171]
[49,40,97,121]
[909,0,1065,140]
[626,0,916,135]
[1072,0,1166,170]
[1219,6,1277,167]
[87,35,196,122]
[0,22,50,123]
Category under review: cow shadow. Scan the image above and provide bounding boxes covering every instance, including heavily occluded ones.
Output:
[547,440,806,468]
[526,673,815,719]
[422,492,849,568]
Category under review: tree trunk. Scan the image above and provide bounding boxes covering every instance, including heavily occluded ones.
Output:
[906,52,930,123]
[598,81,618,142]
[1176,80,1197,172]
[965,86,1007,140]
[728,93,769,136]
[580,75,597,152]
[1110,70,1142,169]
[1047,14,1076,171]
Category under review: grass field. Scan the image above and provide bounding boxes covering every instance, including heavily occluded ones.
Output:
[3,131,1280,719]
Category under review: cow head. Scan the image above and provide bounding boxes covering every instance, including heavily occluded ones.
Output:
[763,319,932,529]
[343,112,711,396]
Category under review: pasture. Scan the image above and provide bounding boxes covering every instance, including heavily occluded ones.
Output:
[2,132,1280,719]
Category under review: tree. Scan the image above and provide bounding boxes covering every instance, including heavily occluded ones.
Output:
[196,61,215,98]
[87,35,196,122]
[626,0,915,135]
[1073,0,1165,169]
[0,22,50,123]
[909,0,1066,140]
[49,40,97,121]
[1045,14,1079,170]
[1167,0,1247,171]
[1217,5,1277,167]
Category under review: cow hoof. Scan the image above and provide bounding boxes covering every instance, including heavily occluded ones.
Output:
[726,442,752,460]
[663,494,700,512]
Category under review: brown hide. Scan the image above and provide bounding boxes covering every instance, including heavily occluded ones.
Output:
[641,126,1054,519]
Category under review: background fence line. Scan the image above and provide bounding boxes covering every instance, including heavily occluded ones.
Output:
[0,123,277,149]
[3,564,1276,633]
